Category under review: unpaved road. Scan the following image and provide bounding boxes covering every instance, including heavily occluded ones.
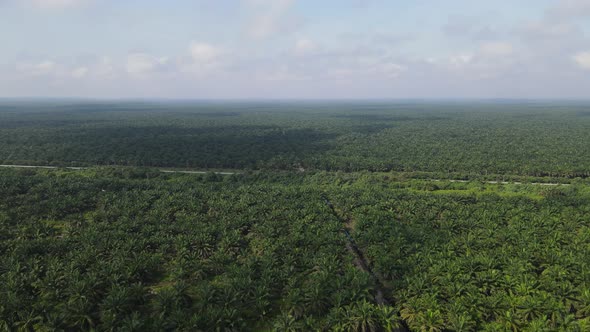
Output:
[0,164,238,175]
[432,179,570,186]
[0,164,574,185]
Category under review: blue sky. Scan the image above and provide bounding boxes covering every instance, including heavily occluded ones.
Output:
[1,0,589,99]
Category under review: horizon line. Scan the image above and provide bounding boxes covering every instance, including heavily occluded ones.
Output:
[1,97,590,103]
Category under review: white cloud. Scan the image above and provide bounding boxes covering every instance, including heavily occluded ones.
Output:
[479,42,513,57]
[328,64,406,80]
[71,66,88,78]
[442,15,499,41]
[549,0,590,19]
[17,60,57,76]
[434,41,519,80]
[36,61,56,71]
[449,54,474,66]
[294,38,317,56]
[380,63,407,78]
[245,0,299,39]
[259,65,311,81]
[189,42,222,63]
[325,53,407,80]
[520,21,578,41]
[180,42,226,76]
[92,56,116,77]
[126,53,169,76]
[28,0,87,8]
[573,51,590,69]
[15,58,116,81]
[447,42,513,68]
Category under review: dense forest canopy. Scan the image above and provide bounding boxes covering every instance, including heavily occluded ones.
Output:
[1,101,590,177]
[2,101,590,331]
[2,168,590,330]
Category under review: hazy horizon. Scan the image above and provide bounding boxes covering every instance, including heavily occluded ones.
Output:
[2,0,590,99]
[5,97,590,102]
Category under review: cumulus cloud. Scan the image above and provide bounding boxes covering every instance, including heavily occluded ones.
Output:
[14,57,121,82]
[519,20,581,43]
[320,51,408,81]
[34,61,56,72]
[448,54,474,67]
[126,53,169,77]
[442,15,499,41]
[71,67,88,78]
[380,63,407,78]
[247,40,408,83]
[189,42,222,63]
[426,40,520,81]
[446,41,514,67]
[573,52,590,69]
[548,0,590,20]
[515,2,589,73]
[244,0,300,39]
[4,0,590,98]
[27,0,87,9]
[479,42,513,57]
[328,62,406,80]
[293,38,317,56]
[259,65,311,81]
[17,60,58,76]
[179,42,226,76]
[92,56,116,78]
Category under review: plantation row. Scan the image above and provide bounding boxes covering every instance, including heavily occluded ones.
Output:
[0,168,401,331]
[2,168,590,330]
[2,101,590,177]
[326,174,590,331]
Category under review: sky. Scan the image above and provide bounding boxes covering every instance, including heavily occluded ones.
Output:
[1,0,589,99]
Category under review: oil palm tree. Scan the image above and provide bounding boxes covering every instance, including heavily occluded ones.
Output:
[272,312,299,332]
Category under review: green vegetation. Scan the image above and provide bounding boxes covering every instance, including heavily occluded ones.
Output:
[325,174,590,331]
[2,101,590,177]
[0,168,400,331]
[2,101,590,331]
